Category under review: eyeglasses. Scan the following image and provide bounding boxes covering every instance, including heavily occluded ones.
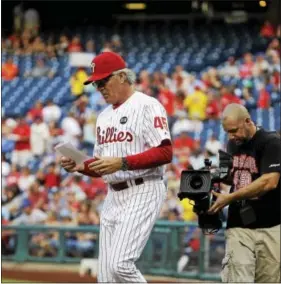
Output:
[92,75,113,89]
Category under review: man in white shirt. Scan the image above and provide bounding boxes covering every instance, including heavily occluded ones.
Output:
[42,100,62,124]
[205,134,222,156]
[61,112,82,148]
[31,116,50,156]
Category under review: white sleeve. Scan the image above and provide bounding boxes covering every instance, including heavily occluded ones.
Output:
[143,102,171,147]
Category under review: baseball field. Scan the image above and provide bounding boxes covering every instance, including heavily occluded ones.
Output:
[3,280,34,283]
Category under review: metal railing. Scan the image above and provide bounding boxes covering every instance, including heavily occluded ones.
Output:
[2,221,225,281]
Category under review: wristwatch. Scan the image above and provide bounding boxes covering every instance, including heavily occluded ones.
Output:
[121,157,129,171]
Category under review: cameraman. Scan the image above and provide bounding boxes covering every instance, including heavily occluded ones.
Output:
[208,103,280,282]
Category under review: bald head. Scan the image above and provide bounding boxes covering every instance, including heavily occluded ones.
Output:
[222,103,251,123]
[222,104,256,145]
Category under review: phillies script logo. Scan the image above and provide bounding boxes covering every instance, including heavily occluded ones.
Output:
[97,127,133,145]
[232,155,258,191]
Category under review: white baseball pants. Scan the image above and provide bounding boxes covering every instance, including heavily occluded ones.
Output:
[97,178,167,283]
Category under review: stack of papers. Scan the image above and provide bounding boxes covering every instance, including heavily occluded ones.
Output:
[55,142,90,164]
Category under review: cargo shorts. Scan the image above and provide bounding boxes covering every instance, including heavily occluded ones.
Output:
[221,225,280,283]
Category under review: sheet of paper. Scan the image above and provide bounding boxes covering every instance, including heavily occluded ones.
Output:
[55,141,90,164]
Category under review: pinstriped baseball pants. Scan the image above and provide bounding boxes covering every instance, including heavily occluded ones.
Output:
[97,179,167,283]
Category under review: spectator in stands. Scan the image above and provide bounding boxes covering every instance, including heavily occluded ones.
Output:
[35,169,46,186]
[70,68,88,98]
[12,39,23,55]
[175,65,189,79]
[241,87,256,109]
[174,90,186,113]
[101,41,112,52]
[269,52,280,74]
[260,20,275,38]
[18,167,35,192]
[253,54,270,77]
[8,117,31,168]
[77,200,100,225]
[257,84,271,109]
[30,115,50,157]
[170,72,188,94]
[188,141,205,169]
[2,117,17,137]
[68,36,82,52]
[48,121,64,148]
[5,164,21,188]
[184,85,208,121]
[2,155,11,188]
[266,38,280,57]
[42,100,62,124]
[45,43,57,59]
[171,110,203,137]
[207,68,222,89]
[56,35,69,56]
[22,38,33,55]
[1,57,19,81]
[220,86,241,110]
[44,163,60,190]
[61,175,87,202]
[160,189,183,221]
[158,83,176,127]
[48,190,67,213]
[173,132,195,158]
[24,58,55,78]
[61,111,82,147]
[2,184,24,222]
[206,89,221,120]
[85,39,96,53]
[180,198,197,223]
[11,198,47,225]
[27,101,43,122]
[239,53,255,79]
[111,34,125,56]
[219,57,239,78]
[83,116,96,149]
[32,36,45,54]
[205,134,222,157]
[28,179,48,211]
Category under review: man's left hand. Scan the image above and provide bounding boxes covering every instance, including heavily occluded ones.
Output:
[88,156,123,175]
[208,191,233,214]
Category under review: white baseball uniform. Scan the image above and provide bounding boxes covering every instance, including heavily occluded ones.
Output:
[94,91,171,283]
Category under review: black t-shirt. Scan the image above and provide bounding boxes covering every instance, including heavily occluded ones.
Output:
[226,128,281,229]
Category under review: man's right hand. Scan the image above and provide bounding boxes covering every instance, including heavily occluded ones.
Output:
[60,157,77,172]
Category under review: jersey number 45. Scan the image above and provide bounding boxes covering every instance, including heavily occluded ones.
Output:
[154,117,168,130]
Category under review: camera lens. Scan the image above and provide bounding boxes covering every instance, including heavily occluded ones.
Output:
[190,175,203,190]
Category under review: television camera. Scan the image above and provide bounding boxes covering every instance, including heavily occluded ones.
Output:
[178,150,233,234]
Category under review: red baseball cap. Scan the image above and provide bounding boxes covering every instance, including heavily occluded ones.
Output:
[84,52,126,85]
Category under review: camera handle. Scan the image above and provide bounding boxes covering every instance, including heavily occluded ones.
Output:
[204,159,212,169]
[209,184,221,207]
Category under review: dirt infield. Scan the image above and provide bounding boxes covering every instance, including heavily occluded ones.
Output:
[2,262,210,283]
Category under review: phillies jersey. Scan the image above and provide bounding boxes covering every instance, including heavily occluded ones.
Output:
[93,91,171,183]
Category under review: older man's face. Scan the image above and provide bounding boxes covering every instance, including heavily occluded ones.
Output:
[96,74,124,105]
[223,118,252,146]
